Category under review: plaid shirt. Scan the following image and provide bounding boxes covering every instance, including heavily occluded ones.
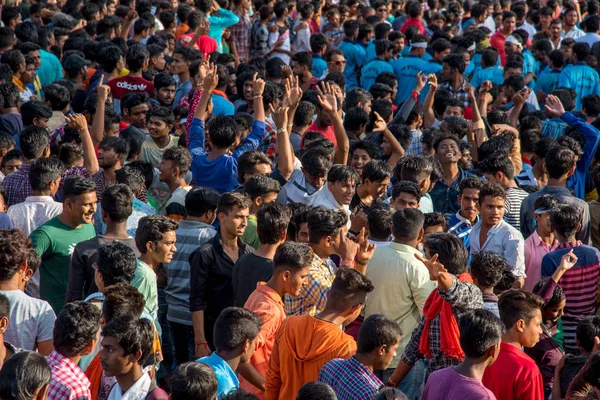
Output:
[439,78,472,109]
[401,275,484,373]
[284,253,336,316]
[46,350,92,400]
[318,356,384,400]
[91,169,115,202]
[3,163,32,208]
[405,129,423,156]
[230,11,251,63]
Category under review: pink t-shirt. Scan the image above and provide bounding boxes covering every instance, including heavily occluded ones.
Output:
[524,231,559,292]
[423,367,496,400]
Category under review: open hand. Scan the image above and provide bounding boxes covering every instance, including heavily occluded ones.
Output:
[316,81,337,113]
[415,253,447,281]
[544,94,566,118]
[203,63,219,92]
[270,104,289,129]
[65,114,88,132]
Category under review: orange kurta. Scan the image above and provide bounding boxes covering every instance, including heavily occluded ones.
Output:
[265,314,357,400]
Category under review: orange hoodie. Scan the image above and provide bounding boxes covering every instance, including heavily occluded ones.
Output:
[265,314,357,400]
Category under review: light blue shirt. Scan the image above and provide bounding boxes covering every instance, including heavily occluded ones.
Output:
[469,219,525,277]
[312,55,327,79]
[558,62,600,110]
[197,353,239,399]
[470,66,504,89]
[338,39,367,89]
[392,54,430,105]
[209,9,240,52]
[211,93,235,116]
[38,50,63,87]
[360,58,394,91]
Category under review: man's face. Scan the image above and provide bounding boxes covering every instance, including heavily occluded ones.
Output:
[285,265,311,296]
[375,5,387,19]
[220,206,250,237]
[34,116,49,129]
[171,53,189,75]
[292,61,306,77]
[157,158,175,183]
[460,149,473,170]
[1,158,22,176]
[27,50,42,70]
[350,149,372,176]
[105,123,120,138]
[296,222,310,243]
[539,14,552,28]
[97,146,120,168]
[393,38,405,55]
[147,116,171,138]
[152,230,177,263]
[435,138,460,164]
[303,170,327,190]
[503,68,522,79]
[317,108,333,126]
[392,192,419,209]
[31,12,43,25]
[479,195,505,226]
[458,188,479,221]
[243,80,254,101]
[550,23,562,38]
[441,63,454,82]
[328,179,356,205]
[156,85,176,107]
[23,63,36,83]
[503,16,516,33]
[505,42,520,55]
[521,309,543,348]
[99,336,132,378]
[152,53,166,71]
[366,177,390,200]
[328,54,346,74]
[70,191,98,224]
[375,339,400,370]
[565,10,578,26]
[435,48,451,61]
[381,135,392,156]
[126,103,149,129]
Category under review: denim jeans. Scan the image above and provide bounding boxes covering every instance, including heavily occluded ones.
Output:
[376,360,426,400]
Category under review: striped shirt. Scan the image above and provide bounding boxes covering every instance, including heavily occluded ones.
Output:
[504,187,528,230]
[318,356,384,400]
[542,241,600,353]
[165,220,217,325]
[448,212,479,253]
[284,254,336,316]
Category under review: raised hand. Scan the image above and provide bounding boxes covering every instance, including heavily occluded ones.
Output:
[333,229,358,262]
[371,111,387,132]
[203,63,219,92]
[559,250,578,272]
[415,253,448,282]
[350,209,368,232]
[252,72,266,96]
[281,64,293,78]
[415,71,427,92]
[96,75,110,101]
[65,113,89,132]
[465,83,476,100]
[427,73,438,92]
[287,75,303,108]
[316,81,337,113]
[511,88,530,107]
[270,104,289,129]
[544,94,566,118]
[355,227,375,265]
[479,80,492,96]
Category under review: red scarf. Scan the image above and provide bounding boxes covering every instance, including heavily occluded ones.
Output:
[418,273,473,360]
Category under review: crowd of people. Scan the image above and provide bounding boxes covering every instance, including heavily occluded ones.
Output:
[1,0,600,398]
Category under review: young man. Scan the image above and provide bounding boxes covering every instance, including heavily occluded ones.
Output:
[361,39,394,91]
[558,42,600,110]
[351,160,392,215]
[157,146,193,220]
[7,157,64,236]
[46,301,101,400]
[211,65,235,116]
[490,11,517,65]
[170,362,218,400]
[197,307,261,398]
[338,20,366,90]
[291,52,318,93]
[100,316,167,399]
[422,310,504,399]
[364,208,435,397]
[482,290,545,400]
[233,202,290,307]
[92,136,128,202]
[0,229,55,354]
[470,251,507,318]
[151,73,176,108]
[240,175,281,249]
[392,34,430,105]
[165,187,219,365]
[266,268,374,400]
[312,165,359,220]
[390,181,422,210]
[141,106,178,167]
[541,204,600,353]
[30,176,97,313]
[107,44,154,114]
[470,183,526,286]
[190,192,253,357]
[479,154,529,230]
[188,65,266,193]
[319,314,402,400]
[172,48,196,108]
[0,352,52,399]
[238,241,313,398]
[399,156,435,213]
[120,93,150,131]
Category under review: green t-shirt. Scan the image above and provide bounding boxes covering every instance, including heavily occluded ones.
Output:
[30,217,96,313]
[241,214,260,250]
[131,259,161,337]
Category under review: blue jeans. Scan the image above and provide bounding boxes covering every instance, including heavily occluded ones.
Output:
[376,360,426,400]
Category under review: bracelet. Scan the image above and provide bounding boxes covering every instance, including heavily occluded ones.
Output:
[277,128,287,134]
[253,95,263,99]
[355,259,368,266]
[196,341,208,346]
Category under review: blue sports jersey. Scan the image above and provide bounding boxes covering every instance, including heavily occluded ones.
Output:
[419,59,443,103]
[392,55,430,105]
[338,39,367,90]
[558,62,600,110]
[535,69,561,97]
[470,66,504,89]
[365,40,377,63]
[361,59,394,91]
[312,55,328,79]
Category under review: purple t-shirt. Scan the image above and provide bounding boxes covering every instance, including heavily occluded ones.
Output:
[422,367,497,400]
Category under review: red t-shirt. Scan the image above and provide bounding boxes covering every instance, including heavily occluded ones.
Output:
[490,30,509,66]
[107,76,154,100]
[307,121,337,147]
[401,18,425,34]
[179,34,217,55]
[482,342,544,400]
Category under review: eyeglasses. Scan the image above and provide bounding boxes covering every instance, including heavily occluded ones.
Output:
[331,60,347,66]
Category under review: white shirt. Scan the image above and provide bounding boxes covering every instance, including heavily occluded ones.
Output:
[564,26,585,39]
[470,218,526,277]
[312,183,352,228]
[107,372,152,400]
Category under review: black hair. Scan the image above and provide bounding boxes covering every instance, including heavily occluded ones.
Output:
[101,316,154,365]
[162,146,192,177]
[125,43,149,73]
[296,382,337,400]
[135,215,179,254]
[19,126,49,160]
[478,153,515,180]
[550,204,581,238]
[545,146,575,180]
[185,187,220,218]
[327,164,360,184]
[1,50,24,75]
[121,92,149,114]
[213,307,261,352]
[533,277,566,310]
[392,208,424,241]
[368,204,394,241]
[115,165,145,196]
[301,147,330,179]
[369,83,393,100]
[478,183,506,204]
[101,184,134,223]
[481,47,499,68]
[576,315,600,353]
[54,301,101,357]
[399,156,433,185]
[97,241,137,286]
[63,175,96,200]
[424,232,469,275]
[548,49,566,68]
[442,53,466,74]
[102,283,145,323]
[29,158,65,192]
[470,251,507,288]
[272,241,312,272]
[236,151,271,184]
[0,351,52,400]
[424,212,448,231]
[362,160,391,183]
[344,88,373,112]
[244,174,281,200]
[344,108,370,132]
[154,73,177,92]
[147,105,174,126]
[256,202,291,245]
[170,362,219,400]
[206,116,237,148]
[1,6,20,27]
[498,289,544,329]
[307,206,348,244]
[357,313,402,353]
[459,309,505,358]
[310,33,328,54]
[265,57,285,79]
[350,140,380,161]
[328,268,374,311]
[293,101,316,127]
[392,181,421,202]
[97,44,123,73]
[0,229,31,281]
[119,127,145,160]
[216,192,252,216]
[43,83,72,111]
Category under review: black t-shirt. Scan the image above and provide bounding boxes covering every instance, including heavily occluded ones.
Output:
[232,253,274,307]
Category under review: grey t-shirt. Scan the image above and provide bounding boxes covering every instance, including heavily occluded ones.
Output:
[1,290,56,351]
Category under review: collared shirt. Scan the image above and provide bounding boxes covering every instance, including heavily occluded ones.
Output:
[448,212,479,253]
[7,195,63,236]
[439,79,472,109]
[575,32,600,47]
[338,39,367,90]
[2,163,32,208]
[430,168,473,214]
[107,372,152,400]
[559,62,600,110]
[46,350,92,400]
[402,276,484,373]
[406,129,423,156]
[312,184,351,225]
[470,219,526,277]
[364,242,435,368]
[230,10,251,63]
[564,26,585,39]
[197,352,239,399]
[318,356,384,400]
[240,283,286,398]
[524,231,558,292]
[284,253,336,316]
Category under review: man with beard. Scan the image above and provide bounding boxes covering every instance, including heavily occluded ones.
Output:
[30,176,97,312]
[448,176,484,252]
[92,137,128,202]
[151,73,176,108]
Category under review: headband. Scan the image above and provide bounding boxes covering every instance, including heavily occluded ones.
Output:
[411,41,428,48]
[505,35,523,49]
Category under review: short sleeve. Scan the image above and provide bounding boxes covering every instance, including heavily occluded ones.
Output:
[37,301,56,342]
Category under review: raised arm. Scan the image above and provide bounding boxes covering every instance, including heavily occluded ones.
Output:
[91,76,109,148]
[508,87,529,128]
[317,81,349,165]
[65,114,99,175]
[121,9,137,39]
[390,72,426,125]
[373,111,404,168]
[188,64,218,153]
[232,74,267,159]
[422,73,437,128]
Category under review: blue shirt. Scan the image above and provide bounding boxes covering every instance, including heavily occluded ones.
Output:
[467,52,501,79]
[208,9,240,53]
[392,55,430,105]
[312,55,327,79]
[542,117,567,139]
[448,212,479,253]
[430,167,474,214]
[37,50,63,87]
[197,352,239,399]
[535,69,561,97]
[360,59,394,91]
[188,118,266,193]
[470,66,504,89]
[211,93,235,116]
[365,40,376,63]
[338,39,367,89]
[0,213,12,230]
[558,62,600,110]
[563,112,600,199]
[174,80,192,109]
[419,60,443,102]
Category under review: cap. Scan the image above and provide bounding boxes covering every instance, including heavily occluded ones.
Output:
[62,54,91,73]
